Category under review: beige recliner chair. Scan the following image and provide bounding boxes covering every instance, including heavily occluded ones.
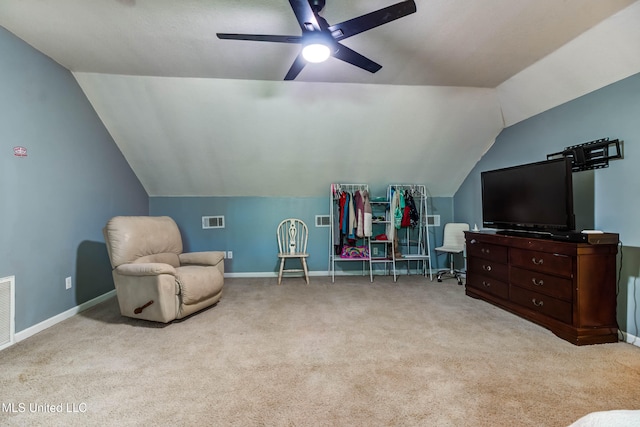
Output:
[103,216,224,323]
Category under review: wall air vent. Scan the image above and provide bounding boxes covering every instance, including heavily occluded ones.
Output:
[202,216,225,229]
[0,276,15,351]
[426,215,440,227]
[315,215,331,227]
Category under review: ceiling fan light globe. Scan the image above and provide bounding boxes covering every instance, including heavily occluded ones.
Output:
[302,43,331,63]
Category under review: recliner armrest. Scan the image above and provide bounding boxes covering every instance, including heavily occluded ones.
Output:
[179,251,225,266]
[115,263,177,276]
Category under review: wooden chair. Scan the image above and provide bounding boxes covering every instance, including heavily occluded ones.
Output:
[277,218,310,285]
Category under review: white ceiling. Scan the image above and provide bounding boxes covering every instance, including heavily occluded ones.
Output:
[2,0,640,197]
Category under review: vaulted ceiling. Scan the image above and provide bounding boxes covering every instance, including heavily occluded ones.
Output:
[2,0,639,197]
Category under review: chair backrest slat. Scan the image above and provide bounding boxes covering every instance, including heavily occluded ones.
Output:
[277,218,308,254]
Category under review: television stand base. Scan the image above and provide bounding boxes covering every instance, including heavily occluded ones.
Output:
[550,231,619,244]
[494,229,619,245]
[496,230,552,239]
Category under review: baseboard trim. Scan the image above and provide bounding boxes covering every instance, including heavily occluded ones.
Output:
[224,271,327,278]
[15,290,117,343]
[225,271,360,278]
[621,331,640,348]
[224,269,437,279]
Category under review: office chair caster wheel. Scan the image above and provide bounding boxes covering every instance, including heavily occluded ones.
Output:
[437,278,442,282]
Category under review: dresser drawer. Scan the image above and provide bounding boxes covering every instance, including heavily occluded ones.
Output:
[510,267,573,301]
[510,248,573,278]
[467,273,509,300]
[466,239,508,263]
[467,257,508,281]
[510,286,572,324]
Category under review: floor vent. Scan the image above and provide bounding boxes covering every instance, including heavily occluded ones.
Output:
[202,215,225,229]
[0,276,15,351]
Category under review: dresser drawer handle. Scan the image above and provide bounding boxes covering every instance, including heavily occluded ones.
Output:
[482,264,492,272]
[482,281,491,287]
[470,239,477,244]
[532,298,544,307]
[531,278,544,286]
[481,248,490,254]
[532,257,544,265]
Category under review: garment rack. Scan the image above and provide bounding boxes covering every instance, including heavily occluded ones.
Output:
[388,184,433,280]
[329,183,372,282]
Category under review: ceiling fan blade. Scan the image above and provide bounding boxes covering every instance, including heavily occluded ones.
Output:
[217,33,302,43]
[288,0,322,32]
[284,53,307,80]
[333,43,382,74]
[328,0,417,41]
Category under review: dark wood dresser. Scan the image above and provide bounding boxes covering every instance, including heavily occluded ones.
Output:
[464,231,619,345]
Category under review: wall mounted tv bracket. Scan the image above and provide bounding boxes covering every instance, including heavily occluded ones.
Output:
[547,138,622,172]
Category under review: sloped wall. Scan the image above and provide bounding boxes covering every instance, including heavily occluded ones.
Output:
[454,71,640,339]
[0,27,148,333]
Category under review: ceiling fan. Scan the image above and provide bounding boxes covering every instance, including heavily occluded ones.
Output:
[217,0,417,80]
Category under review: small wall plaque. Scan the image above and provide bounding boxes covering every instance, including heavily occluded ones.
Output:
[13,146,27,157]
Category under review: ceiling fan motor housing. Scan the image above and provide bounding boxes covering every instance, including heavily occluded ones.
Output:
[310,0,326,13]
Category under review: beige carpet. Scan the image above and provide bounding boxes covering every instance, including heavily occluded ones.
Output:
[1,276,639,426]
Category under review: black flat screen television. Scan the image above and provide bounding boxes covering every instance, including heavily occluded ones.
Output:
[481,158,575,233]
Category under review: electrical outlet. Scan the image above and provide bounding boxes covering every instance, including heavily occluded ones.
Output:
[65,276,72,290]
[227,251,233,259]
[373,247,379,256]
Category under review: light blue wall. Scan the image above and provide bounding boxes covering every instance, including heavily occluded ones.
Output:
[150,197,328,273]
[454,71,640,338]
[150,195,455,275]
[427,197,458,270]
[0,27,148,333]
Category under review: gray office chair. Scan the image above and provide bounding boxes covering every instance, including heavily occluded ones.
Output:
[435,223,469,285]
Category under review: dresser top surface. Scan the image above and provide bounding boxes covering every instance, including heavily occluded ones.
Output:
[465,230,618,255]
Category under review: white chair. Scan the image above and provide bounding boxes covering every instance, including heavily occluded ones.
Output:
[435,223,469,285]
[277,218,310,285]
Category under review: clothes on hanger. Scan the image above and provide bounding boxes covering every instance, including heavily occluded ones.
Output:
[347,192,356,240]
[354,190,363,238]
[333,188,372,255]
[394,190,405,229]
[402,189,420,228]
[387,188,399,241]
[362,190,372,238]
